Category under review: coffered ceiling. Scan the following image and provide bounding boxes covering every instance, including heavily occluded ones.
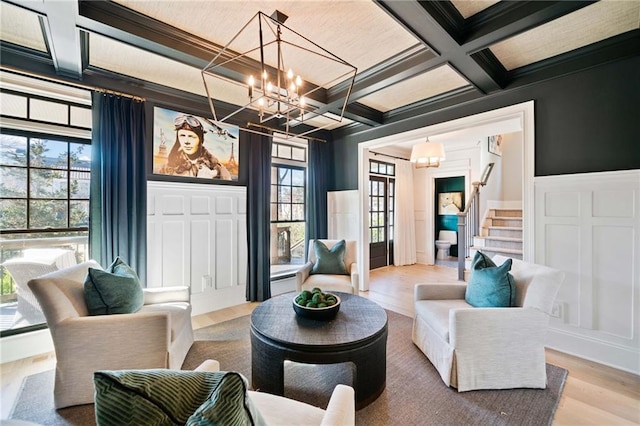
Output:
[1,0,638,138]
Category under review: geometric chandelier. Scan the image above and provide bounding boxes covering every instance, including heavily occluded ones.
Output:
[202,11,357,139]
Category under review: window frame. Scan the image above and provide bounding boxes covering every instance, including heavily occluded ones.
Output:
[0,128,91,234]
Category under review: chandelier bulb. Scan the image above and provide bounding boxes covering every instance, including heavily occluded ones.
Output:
[248,75,255,98]
[300,96,306,107]
[295,75,302,87]
[266,81,273,92]
[287,68,294,79]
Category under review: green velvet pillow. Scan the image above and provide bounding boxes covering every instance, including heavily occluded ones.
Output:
[93,369,264,426]
[311,239,348,275]
[187,372,265,426]
[465,251,516,308]
[83,257,144,315]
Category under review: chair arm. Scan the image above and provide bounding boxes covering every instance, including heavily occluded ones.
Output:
[414,283,467,301]
[320,384,355,426]
[349,263,359,292]
[143,286,190,304]
[295,262,313,292]
[54,312,171,362]
[194,359,221,372]
[449,307,549,349]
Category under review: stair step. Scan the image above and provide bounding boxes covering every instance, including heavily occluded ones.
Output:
[473,246,523,256]
[493,216,522,221]
[493,209,522,218]
[488,226,521,231]
[482,236,523,243]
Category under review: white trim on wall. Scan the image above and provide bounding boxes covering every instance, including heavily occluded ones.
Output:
[535,169,640,374]
[358,101,535,288]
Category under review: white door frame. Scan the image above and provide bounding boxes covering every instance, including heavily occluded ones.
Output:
[357,101,535,290]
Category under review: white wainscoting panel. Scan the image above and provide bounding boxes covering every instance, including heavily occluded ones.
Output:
[327,190,359,242]
[148,181,247,315]
[535,170,640,374]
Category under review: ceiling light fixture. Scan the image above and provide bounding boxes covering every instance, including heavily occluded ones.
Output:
[202,11,357,139]
[410,138,445,168]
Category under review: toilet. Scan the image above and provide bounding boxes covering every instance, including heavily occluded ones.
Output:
[435,230,457,260]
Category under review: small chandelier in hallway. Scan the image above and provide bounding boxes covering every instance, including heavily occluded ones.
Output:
[410,138,445,168]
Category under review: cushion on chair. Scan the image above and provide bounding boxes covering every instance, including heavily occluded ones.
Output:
[414,299,472,342]
[83,257,144,315]
[94,369,265,426]
[311,239,348,275]
[465,252,515,307]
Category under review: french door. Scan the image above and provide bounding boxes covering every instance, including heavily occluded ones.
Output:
[369,163,395,270]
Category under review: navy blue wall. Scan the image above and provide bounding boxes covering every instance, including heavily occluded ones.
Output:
[330,56,640,190]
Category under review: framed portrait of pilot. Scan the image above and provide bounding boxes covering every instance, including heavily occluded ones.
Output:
[152,106,239,181]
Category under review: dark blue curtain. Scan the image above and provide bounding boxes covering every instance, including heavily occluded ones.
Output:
[244,131,272,302]
[89,92,147,284]
[306,139,330,243]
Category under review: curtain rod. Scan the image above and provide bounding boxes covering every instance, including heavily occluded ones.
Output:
[246,122,326,143]
[94,87,145,101]
[370,151,409,161]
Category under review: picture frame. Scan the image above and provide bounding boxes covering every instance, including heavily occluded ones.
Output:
[488,134,502,156]
[438,192,463,215]
[151,106,240,182]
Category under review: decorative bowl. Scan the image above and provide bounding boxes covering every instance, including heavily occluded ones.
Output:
[292,293,341,320]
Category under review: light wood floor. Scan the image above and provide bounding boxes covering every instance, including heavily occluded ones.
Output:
[1,264,639,424]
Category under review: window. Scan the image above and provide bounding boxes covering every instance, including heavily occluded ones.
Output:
[0,71,92,335]
[270,140,307,276]
[0,132,91,231]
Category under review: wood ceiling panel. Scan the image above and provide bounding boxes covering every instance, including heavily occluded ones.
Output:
[0,2,47,52]
[357,65,470,112]
[113,0,419,83]
[89,33,247,106]
[450,0,500,19]
[490,0,640,71]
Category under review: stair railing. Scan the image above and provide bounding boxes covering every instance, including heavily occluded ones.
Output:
[456,163,494,280]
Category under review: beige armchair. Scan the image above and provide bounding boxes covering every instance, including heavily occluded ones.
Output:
[412,255,564,391]
[28,260,194,408]
[296,239,359,294]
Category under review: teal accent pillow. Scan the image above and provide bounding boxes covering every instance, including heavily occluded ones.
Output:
[465,252,516,308]
[83,257,144,315]
[93,369,265,426]
[311,240,348,275]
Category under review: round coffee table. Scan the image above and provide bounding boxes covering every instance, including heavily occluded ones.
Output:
[250,291,388,409]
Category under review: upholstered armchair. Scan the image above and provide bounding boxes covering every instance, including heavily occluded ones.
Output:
[296,239,359,294]
[28,260,194,408]
[412,255,564,391]
[93,359,356,426]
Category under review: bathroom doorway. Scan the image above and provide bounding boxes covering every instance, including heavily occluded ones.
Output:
[434,176,465,268]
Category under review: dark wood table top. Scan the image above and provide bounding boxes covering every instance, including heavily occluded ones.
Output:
[251,292,387,349]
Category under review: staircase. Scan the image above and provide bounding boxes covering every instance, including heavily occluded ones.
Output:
[471,208,523,260]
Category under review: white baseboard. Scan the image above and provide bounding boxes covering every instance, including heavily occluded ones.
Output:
[547,328,640,375]
[271,276,296,296]
[1,329,54,364]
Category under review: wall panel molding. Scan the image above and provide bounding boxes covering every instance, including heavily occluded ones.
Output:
[535,169,640,374]
[147,181,247,315]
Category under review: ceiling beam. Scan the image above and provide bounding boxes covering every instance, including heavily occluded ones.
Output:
[463,1,597,53]
[375,0,502,94]
[9,0,84,79]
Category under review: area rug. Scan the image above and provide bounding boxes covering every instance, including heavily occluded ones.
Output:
[10,310,567,425]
